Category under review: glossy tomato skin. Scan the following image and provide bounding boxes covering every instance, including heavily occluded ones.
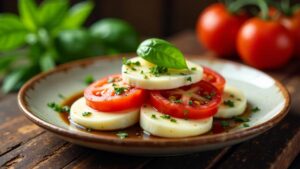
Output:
[150,81,222,120]
[202,67,226,93]
[237,18,294,69]
[84,74,146,112]
[280,11,300,57]
[196,3,247,57]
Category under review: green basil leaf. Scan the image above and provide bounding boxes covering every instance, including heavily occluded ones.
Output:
[60,1,94,29]
[19,0,39,31]
[0,55,17,72]
[39,0,69,30]
[137,38,188,69]
[0,14,28,51]
[2,67,27,93]
[39,51,56,71]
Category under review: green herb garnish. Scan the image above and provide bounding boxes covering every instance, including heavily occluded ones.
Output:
[170,119,177,123]
[191,67,197,71]
[122,57,141,67]
[82,112,92,117]
[58,93,65,99]
[84,75,94,85]
[233,116,250,122]
[114,87,127,95]
[220,121,230,127]
[188,100,193,106]
[160,114,171,119]
[116,131,128,139]
[243,123,250,127]
[223,100,235,107]
[151,114,157,119]
[251,106,260,112]
[186,76,192,82]
[149,65,168,77]
[47,102,70,113]
[137,38,188,69]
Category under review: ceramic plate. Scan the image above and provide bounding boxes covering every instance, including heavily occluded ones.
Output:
[18,55,290,156]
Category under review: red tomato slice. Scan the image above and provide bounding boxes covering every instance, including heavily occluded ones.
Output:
[202,67,225,93]
[84,74,146,112]
[150,81,222,119]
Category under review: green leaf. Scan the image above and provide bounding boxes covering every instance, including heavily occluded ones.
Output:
[39,0,69,30]
[0,55,17,72]
[19,0,39,31]
[60,1,94,29]
[0,14,28,51]
[137,38,188,69]
[39,51,55,71]
[2,67,27,93]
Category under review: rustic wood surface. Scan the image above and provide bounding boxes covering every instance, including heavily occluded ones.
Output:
[1,30,300,169]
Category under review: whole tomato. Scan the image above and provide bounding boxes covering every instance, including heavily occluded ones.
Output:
[196,3,247,57]
[237,18,294,69]
[280,10,300,57]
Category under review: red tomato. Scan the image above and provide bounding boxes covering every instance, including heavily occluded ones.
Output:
[280,11,300,57]
[196,3,247,56]
[84,74,146,112]
[202,66,226,93]
[150,81,222,119]
[237,18,294,69]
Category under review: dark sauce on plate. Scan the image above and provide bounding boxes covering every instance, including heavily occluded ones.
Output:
[60,92,255,138]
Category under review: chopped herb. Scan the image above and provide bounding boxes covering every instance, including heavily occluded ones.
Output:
[220,121,230,127]
[188,100,193,105]
[82,112,92,117]
[149,65,168,77]
[140,70,144,74]
[47,102,70,113]
[114,87,127,95]
[107,77,115,83]
[186,76,192,82]
[237,98,242,101]
[180,72,186,75]
[251,106,260,112]
[204,92,216,100]
[84,75,94,85]
[191,67,197,71]
[223,100,235,107]
[58,94,65,99]
[173,99,182,104]
[230,94,235,98]
[233,116,250,122]
[144,75,148,79]
[131,67,137,71]
[112,83,117,86]
[124,71,128,74]
[116,131,128,139]
[170,118,177,123]
[151,114,157,119]
[160,114,171,119]
[243,123,250,127]
[122,57,141,67]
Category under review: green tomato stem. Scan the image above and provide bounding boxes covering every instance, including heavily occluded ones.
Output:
[228,0,269,20]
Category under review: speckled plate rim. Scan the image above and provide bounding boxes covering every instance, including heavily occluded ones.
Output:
[18,54,291,147]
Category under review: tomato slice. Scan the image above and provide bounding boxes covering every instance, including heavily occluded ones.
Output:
[84,74,146,112]
[202,67,225,93]
[150,81,222,119]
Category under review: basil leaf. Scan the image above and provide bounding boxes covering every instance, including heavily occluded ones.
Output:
[0,14,28,51]
[39,0,69,30]
[40,51,56,71]
[137,38,188,69]
[60,1,94,29]
[19,0,39,31]
[2,67,27,93]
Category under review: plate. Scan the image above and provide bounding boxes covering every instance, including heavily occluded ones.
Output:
[18,55,290,156]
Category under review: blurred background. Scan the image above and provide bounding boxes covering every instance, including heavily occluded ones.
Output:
[0,0,215,37]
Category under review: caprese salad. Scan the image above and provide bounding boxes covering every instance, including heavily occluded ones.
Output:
[68,38,248,138]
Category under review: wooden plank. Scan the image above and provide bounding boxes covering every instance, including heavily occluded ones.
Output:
[63,150,151,169]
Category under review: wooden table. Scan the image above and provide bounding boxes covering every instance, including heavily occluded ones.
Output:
[1,30,300,169]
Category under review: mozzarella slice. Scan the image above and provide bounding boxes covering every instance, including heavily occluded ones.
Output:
[140,104,212,138]
[214,85,247,118]
[122,57,203,90]
[70,97,139,130]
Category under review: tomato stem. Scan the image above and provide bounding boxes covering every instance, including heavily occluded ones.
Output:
[228,0,269,20]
